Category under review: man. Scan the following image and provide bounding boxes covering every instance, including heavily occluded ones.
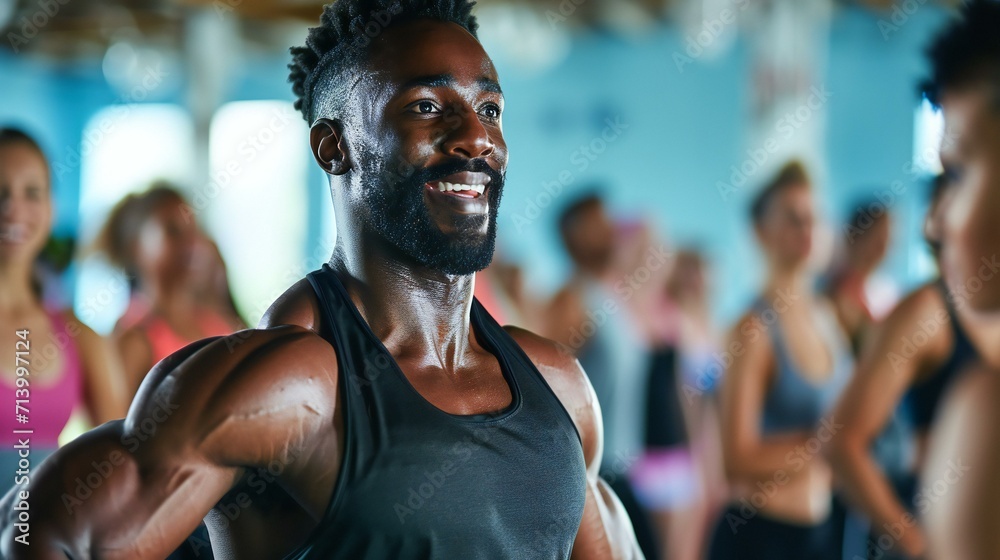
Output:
[0,1,641,558]
[918,1,1000,558]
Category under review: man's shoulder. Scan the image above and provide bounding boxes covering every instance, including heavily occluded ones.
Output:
[502,325,600,462]
[127,326,340,462]
[503,327,595,415]
[259,277,324,331]
[503,326,583,381]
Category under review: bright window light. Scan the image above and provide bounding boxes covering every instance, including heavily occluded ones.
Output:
[206,100,309,325]
[912,97,945,176]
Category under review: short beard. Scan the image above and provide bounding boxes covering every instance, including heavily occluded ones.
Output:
[360,158,504,276]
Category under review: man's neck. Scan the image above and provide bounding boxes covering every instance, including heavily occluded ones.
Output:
[328,244,478,374]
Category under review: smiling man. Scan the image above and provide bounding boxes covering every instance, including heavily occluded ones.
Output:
[0,1,641,559]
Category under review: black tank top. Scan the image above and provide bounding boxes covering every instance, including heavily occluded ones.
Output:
[284,265,587,560]
[904,282,979,430]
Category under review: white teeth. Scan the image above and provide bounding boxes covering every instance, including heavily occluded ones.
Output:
[434,182,486,196]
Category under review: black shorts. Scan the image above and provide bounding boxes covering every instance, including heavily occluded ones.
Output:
[707,506,839,560]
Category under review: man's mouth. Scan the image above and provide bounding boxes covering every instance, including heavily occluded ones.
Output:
[430,181,485,198]
[424,171,491,199]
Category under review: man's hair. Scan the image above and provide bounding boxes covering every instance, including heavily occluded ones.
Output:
[922,0,1000,107]
[289,0,479,123]
[558,192,603,239]
[749,160,810,225]
[928,172,949,204]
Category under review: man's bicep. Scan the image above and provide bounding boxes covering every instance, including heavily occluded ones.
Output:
[2,421,237,559]
[570,362,642,559]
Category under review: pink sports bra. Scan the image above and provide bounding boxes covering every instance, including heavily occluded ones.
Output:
[142,312,234,364]
[1,309,84,448]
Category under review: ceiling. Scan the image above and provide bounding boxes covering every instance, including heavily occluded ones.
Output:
[0,0,958,60]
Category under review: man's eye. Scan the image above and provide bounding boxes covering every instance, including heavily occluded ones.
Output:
[415,101,437,114]
[480,104,501,120]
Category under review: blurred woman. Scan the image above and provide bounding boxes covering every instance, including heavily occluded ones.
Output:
[94,183,244,398]
[708,161,852,560]
[0,128,126,487]
[636,248,723,560]
[827,175,972,560]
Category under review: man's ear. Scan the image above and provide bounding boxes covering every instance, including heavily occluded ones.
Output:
[310,118,352,175]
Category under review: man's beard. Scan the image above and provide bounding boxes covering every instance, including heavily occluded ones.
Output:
[361,158,504,275]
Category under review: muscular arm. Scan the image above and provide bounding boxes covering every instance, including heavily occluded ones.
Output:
[718,314,812,482]
[506,327,642,560]
[0,327,338,559]
[827,285,949,557]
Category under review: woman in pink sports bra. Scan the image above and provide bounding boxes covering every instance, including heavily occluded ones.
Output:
[94,184,245,398]
[0,128,127,491]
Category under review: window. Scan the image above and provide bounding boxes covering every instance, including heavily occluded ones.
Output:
[75,104,194,334]
[206,100,310,325]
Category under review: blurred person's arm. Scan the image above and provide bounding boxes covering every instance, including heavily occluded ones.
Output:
[827,285,949,558]
[544,286,587,350]
[73,313,129,422]
[116,326,154,399]
[718,314,813,482]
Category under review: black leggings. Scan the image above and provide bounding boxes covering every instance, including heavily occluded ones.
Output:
[707,506,839,560]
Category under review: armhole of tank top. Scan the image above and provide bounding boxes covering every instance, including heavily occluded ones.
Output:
[472,300,584,446]
[937,281,968,346]
[284,268,355,558]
